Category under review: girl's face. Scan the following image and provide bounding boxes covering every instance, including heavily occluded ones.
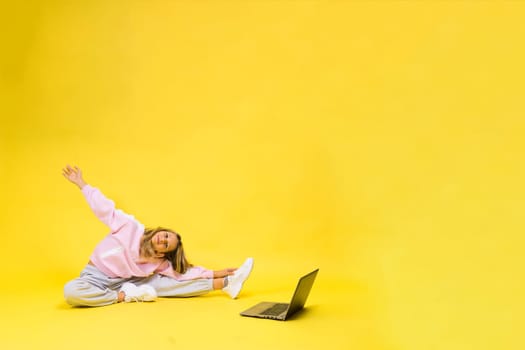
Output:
[151,231,179,255]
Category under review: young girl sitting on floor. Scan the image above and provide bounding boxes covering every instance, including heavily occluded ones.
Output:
[62,165,253,307]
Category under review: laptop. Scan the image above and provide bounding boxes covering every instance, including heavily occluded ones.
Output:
[240,269,319,321]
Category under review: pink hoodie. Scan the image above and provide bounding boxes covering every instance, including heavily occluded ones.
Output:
[82,185,213,280]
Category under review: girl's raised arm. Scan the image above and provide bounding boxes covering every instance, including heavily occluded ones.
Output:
[63,165,137,232]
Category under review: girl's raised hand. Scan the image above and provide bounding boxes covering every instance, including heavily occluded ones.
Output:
[62,165,87,189]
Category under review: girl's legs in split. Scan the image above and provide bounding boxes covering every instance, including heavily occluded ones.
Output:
[64,266,228,306]
[65,258,253,306]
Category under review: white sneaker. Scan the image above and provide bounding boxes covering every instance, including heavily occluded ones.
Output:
[120,282,157,303]
[223,257,254,299]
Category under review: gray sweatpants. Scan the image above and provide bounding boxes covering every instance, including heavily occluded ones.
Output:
[64,264,214,307]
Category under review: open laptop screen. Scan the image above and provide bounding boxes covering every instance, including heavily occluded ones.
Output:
[285,269,319,317]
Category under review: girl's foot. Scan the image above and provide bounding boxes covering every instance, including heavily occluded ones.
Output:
[120,282,157,302]
[223,257,254,299]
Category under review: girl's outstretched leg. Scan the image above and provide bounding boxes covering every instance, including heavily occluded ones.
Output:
[144,275,214,297]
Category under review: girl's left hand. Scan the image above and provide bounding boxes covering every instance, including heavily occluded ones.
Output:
[214,268,237,278]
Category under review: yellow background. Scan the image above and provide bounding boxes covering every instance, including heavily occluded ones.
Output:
[1,1,524,349]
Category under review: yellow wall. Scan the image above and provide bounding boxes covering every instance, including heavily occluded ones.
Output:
[1,1,525,349]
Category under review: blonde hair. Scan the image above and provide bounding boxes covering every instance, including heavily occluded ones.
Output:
[140,227,193,274]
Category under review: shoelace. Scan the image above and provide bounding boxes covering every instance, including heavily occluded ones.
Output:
[127,295,145,303]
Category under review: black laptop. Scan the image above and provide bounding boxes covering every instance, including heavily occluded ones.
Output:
[240,269,319,321]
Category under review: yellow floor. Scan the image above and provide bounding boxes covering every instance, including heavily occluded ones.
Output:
[1,272,357,350]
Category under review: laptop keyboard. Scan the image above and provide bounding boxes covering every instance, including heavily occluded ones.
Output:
[260,303,288,316]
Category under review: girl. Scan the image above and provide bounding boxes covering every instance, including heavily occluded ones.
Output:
[62,165,253,307]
